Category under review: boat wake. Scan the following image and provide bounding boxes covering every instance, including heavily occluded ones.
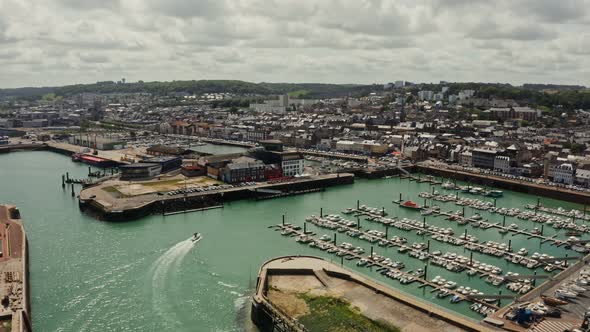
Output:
[150,237,201,328]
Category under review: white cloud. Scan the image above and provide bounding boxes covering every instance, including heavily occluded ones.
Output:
[0,0,589,88]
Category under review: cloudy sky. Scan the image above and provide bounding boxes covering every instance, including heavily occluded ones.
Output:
[1,0,589,88]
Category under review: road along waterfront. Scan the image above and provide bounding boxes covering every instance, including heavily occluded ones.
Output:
[0,151,587,330]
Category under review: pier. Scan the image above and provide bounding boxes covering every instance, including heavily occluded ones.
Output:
[348,208,565,271]
[79,173,354,221]
[274,223,501,312]
[392,199,571,248]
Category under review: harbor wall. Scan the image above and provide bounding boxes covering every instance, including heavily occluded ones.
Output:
[518,252,590,303]
[347,167,409,179]
[80,174,354,221]
[0,143,47,154]
[415,165,590,205]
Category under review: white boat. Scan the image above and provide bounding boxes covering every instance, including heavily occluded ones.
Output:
[517,248,528,256]
[192,232,202,242]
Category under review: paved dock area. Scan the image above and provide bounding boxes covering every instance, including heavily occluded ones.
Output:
[255,256,498,332]
[0,205,31,332]
[80,173,353,213]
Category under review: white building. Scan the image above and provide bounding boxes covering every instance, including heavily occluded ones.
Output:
[418,90,434,101]
[494,156,511,174]
[459,151,473,167]
[458,90,475,100]
[250,94,319,114]
[553,163,575,184]
[575,167,590,187]
[281,155,305,177]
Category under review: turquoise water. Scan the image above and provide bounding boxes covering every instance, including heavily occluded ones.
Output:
[0,151,585,331]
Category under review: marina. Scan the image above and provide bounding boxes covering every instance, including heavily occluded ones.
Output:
[273,222,501,313]
[1,151,589,330]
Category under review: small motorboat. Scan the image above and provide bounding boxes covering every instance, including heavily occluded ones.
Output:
[541,294,569,306]
[192,232,202,242]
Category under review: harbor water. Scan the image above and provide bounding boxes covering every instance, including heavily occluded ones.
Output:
[0,151,585,331]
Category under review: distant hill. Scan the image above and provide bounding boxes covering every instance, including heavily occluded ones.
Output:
[522,83,586,91]
[0,80,376,99]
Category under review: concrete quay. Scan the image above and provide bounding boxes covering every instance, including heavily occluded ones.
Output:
[0,205,32,332]
[252,255,498,332]
[414,165,590,206]
[0,143,46,154]
[79,173,354,221]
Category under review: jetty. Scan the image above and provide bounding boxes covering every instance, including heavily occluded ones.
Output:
[347,208,565,272]
[274,223,501,312]
[392,199,571,248]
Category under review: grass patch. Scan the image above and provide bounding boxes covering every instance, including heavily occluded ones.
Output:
[288,89,310,98]
[298,294,400,332]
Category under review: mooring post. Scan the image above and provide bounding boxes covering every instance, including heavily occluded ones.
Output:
[66,172,69,181]
[320,208,323,218]
[423,265,428,280]
[382,207,385,217]
[385,225,389,238]
[61,175,65,188]
[333,233,337,245]
[456,191,459,199]
[533,271,537,286]
[88,166,91,176]
[70,184,75,197]
[357,200,360,210]
[541,224,544,236]
[423,217,426,228]
[399,193,402,202]
[537,197,540,207]
[498,290,502,307]
[565,254,568,268]
[494,198,497,207]
[503,215,506,227]
[303,222,307,234]
[470,252,473,266]
[464,229,467,238]
[357,216,360,229]
[340,256,343,266]
[508,239,512,252]
[427,240,430,253]
[282,214,285,226]
[432,186,435,194]
[370,246,374,258]
[462,206,465,216]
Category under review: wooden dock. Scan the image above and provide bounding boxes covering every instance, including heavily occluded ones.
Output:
[274,223,500,311]
[353,209,563,270]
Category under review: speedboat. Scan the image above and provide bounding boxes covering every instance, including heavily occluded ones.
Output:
[192,232,202,242]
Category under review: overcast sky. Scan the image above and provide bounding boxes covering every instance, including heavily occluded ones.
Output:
[1,0,589,88]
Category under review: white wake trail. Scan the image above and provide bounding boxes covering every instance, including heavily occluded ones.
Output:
[150,237,201,328]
